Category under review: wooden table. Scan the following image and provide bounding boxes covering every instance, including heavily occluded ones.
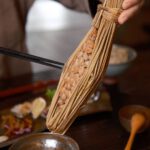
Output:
[0,49,150,150]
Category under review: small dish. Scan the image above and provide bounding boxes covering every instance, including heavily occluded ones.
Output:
[106,45,137,77]
[118,105,150,133]
[9,132,79,150]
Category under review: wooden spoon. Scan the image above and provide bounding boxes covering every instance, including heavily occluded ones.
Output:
[125,113,146,150]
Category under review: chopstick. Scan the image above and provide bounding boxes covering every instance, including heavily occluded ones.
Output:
[0,47,64,69]
[0,80,58,98]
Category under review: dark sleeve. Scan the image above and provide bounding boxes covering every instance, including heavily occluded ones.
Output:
[56,0,89,13]
[53,0,102,16]
[88,0,102,17]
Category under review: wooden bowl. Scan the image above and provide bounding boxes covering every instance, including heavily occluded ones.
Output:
[119,105,150,133]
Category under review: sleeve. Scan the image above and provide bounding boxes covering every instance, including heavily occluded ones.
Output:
[88,0,102,17]
[57,0,103,16]
[58,0,90,13]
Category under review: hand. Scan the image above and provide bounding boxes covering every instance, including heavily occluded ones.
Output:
[118,0,144,24]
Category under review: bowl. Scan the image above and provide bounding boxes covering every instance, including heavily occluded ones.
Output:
[119,105,150,133]
[9,132,79,150]
[106,45,137,77]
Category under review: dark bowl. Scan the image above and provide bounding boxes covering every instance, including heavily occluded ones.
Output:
[119,105,150,133]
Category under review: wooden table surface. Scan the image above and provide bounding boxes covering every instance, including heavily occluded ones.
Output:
[0,49,150,150]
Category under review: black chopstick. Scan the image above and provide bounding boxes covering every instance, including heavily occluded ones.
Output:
[0,47,64,69]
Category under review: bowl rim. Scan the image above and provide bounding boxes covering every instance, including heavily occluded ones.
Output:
[119,104,150,119]
[118,105,150,132]
[108,44,137,66]
[9,132,79,150]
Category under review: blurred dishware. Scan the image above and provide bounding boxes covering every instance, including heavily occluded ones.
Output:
[0,136,8,143]
[106,44,137,77]
[0,80,58,98]
[0,84,111,148]
[104,45,137,84]
[119,105,150,150]
[9,132,79,150]
[119,105,150,132]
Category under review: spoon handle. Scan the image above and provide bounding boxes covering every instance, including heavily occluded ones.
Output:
[125,129,136,150]
[124,113,146,150]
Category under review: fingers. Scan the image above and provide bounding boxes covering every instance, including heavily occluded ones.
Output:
[122,0,141,9]
[118,5,138,24]
[118,0,144,24]
[99,0,144,24]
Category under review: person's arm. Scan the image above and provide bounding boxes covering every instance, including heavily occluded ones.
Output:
[56,0,90,13]
[88,0,144,23]
[54,0,102,17]
[56,0,144,24]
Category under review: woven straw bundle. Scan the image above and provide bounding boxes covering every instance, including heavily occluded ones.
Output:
[46,0,123,134]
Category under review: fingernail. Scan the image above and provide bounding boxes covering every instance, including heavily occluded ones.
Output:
[118,14,127,24]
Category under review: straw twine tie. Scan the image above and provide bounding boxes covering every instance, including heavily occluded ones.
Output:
[99,5,122,22]
[93,4,123,28]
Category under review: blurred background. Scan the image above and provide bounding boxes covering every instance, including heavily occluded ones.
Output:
[26,0,91,74]
[26,0,150,74]
[0,0,150,77]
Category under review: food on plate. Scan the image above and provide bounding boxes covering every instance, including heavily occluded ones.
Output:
[31,97,46,119]
[0,135,9,143]
[11,102,32,118]
[109,46,128,64]
[11,97,47,119]
[0,96,49,144]
[1,114,32,138]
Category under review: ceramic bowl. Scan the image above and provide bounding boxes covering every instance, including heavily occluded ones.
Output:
[9,132,79,150]
[106,45,137,77]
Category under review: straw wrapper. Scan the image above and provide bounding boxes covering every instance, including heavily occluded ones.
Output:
[46,0,123,134]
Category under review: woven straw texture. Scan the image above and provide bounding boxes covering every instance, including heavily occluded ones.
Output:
[46,0,123,134]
